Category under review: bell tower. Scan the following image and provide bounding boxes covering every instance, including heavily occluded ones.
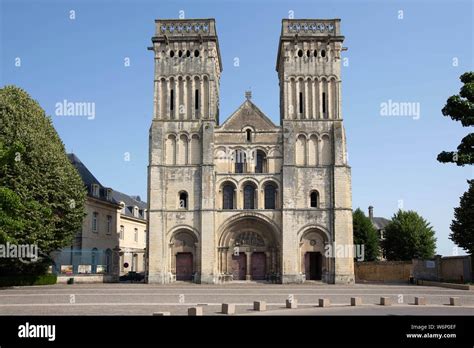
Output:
[147,19,222,284]
[277,19,354,284]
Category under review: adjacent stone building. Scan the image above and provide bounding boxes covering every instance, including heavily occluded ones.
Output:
[147,18,354,284]
[52,154,147,277]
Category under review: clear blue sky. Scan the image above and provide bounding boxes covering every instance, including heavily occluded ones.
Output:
[1,0,472,256]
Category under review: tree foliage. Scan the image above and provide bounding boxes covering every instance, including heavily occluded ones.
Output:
[352,208,380,261]
[450,180,474,255]
[437,72,474,166]
[383,210,436,261]
[0,86,86,274]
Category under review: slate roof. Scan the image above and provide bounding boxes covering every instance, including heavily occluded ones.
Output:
[372,217,390,230]
[68,153,112,203]
[68,153,146,220]
[111,190,147,220]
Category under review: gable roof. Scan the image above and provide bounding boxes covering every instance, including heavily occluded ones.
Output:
[218,99,278,131]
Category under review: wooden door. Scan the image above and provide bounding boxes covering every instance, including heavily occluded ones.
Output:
[176,252,193,281]
[305,252,322,280]
[231,253,246,280]
[251,252,266,280]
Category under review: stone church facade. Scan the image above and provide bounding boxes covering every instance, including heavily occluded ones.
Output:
[147,18,354,284]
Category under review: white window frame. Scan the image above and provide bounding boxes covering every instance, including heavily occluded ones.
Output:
[92,212,98,233]
[92,184,100,197]
[106,215,112,235]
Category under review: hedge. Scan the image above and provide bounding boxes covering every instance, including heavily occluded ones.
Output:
[0,274,57,287]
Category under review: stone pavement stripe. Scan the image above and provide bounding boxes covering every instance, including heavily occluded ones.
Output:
[0,303,472,307]
[1,293,472,297]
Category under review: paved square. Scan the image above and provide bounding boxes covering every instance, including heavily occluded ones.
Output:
[0,283,473,316]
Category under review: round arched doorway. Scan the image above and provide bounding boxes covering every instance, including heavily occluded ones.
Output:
[299,228,330,282]
[169,229,199,281]
[218,215,280,281]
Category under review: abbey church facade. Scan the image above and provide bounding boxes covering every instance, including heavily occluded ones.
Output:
[147,18,354,284]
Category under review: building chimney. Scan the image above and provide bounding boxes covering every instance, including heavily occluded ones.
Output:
[368,206,374,221]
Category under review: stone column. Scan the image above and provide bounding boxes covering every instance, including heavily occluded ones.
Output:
[191,78,196,119]
[312,79,317,119]
[246,251,252,281]
[337,80,342,119]
[224,248,228,274]
[183,78,187,120]
[200,77,205,119]
[318,79,323,119]
[175,77,180,120]
[166,79,171,120]
[327,79,332,119]
[304,78,309,120]
[154,80,159,119]
[287,79,292,119]
[295,78,300,119]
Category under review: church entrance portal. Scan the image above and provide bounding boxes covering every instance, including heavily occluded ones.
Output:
[176,252,193,281]
[305,252,322,280]
[218,216,281,282]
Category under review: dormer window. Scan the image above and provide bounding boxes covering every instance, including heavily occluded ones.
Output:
[120,202,125,214]
[92,184,100,197]
[143,209,147,220]
[106,188,112,201]
[133,206,139,218]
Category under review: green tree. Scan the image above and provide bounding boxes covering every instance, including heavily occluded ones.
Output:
[383,210,436,261]
[0,86,86,275]
[450,180,474,255]
[352,208,380,261]
[437,72,473,166]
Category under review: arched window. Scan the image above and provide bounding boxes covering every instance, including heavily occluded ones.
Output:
[310,191,319,208]
[179,191,188,209]
[243,184,255,209]
[255,150,267,173]
[222,184,234,209]
[264,183,277,209]
[246,129,251,142]
[234,150,247,173]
